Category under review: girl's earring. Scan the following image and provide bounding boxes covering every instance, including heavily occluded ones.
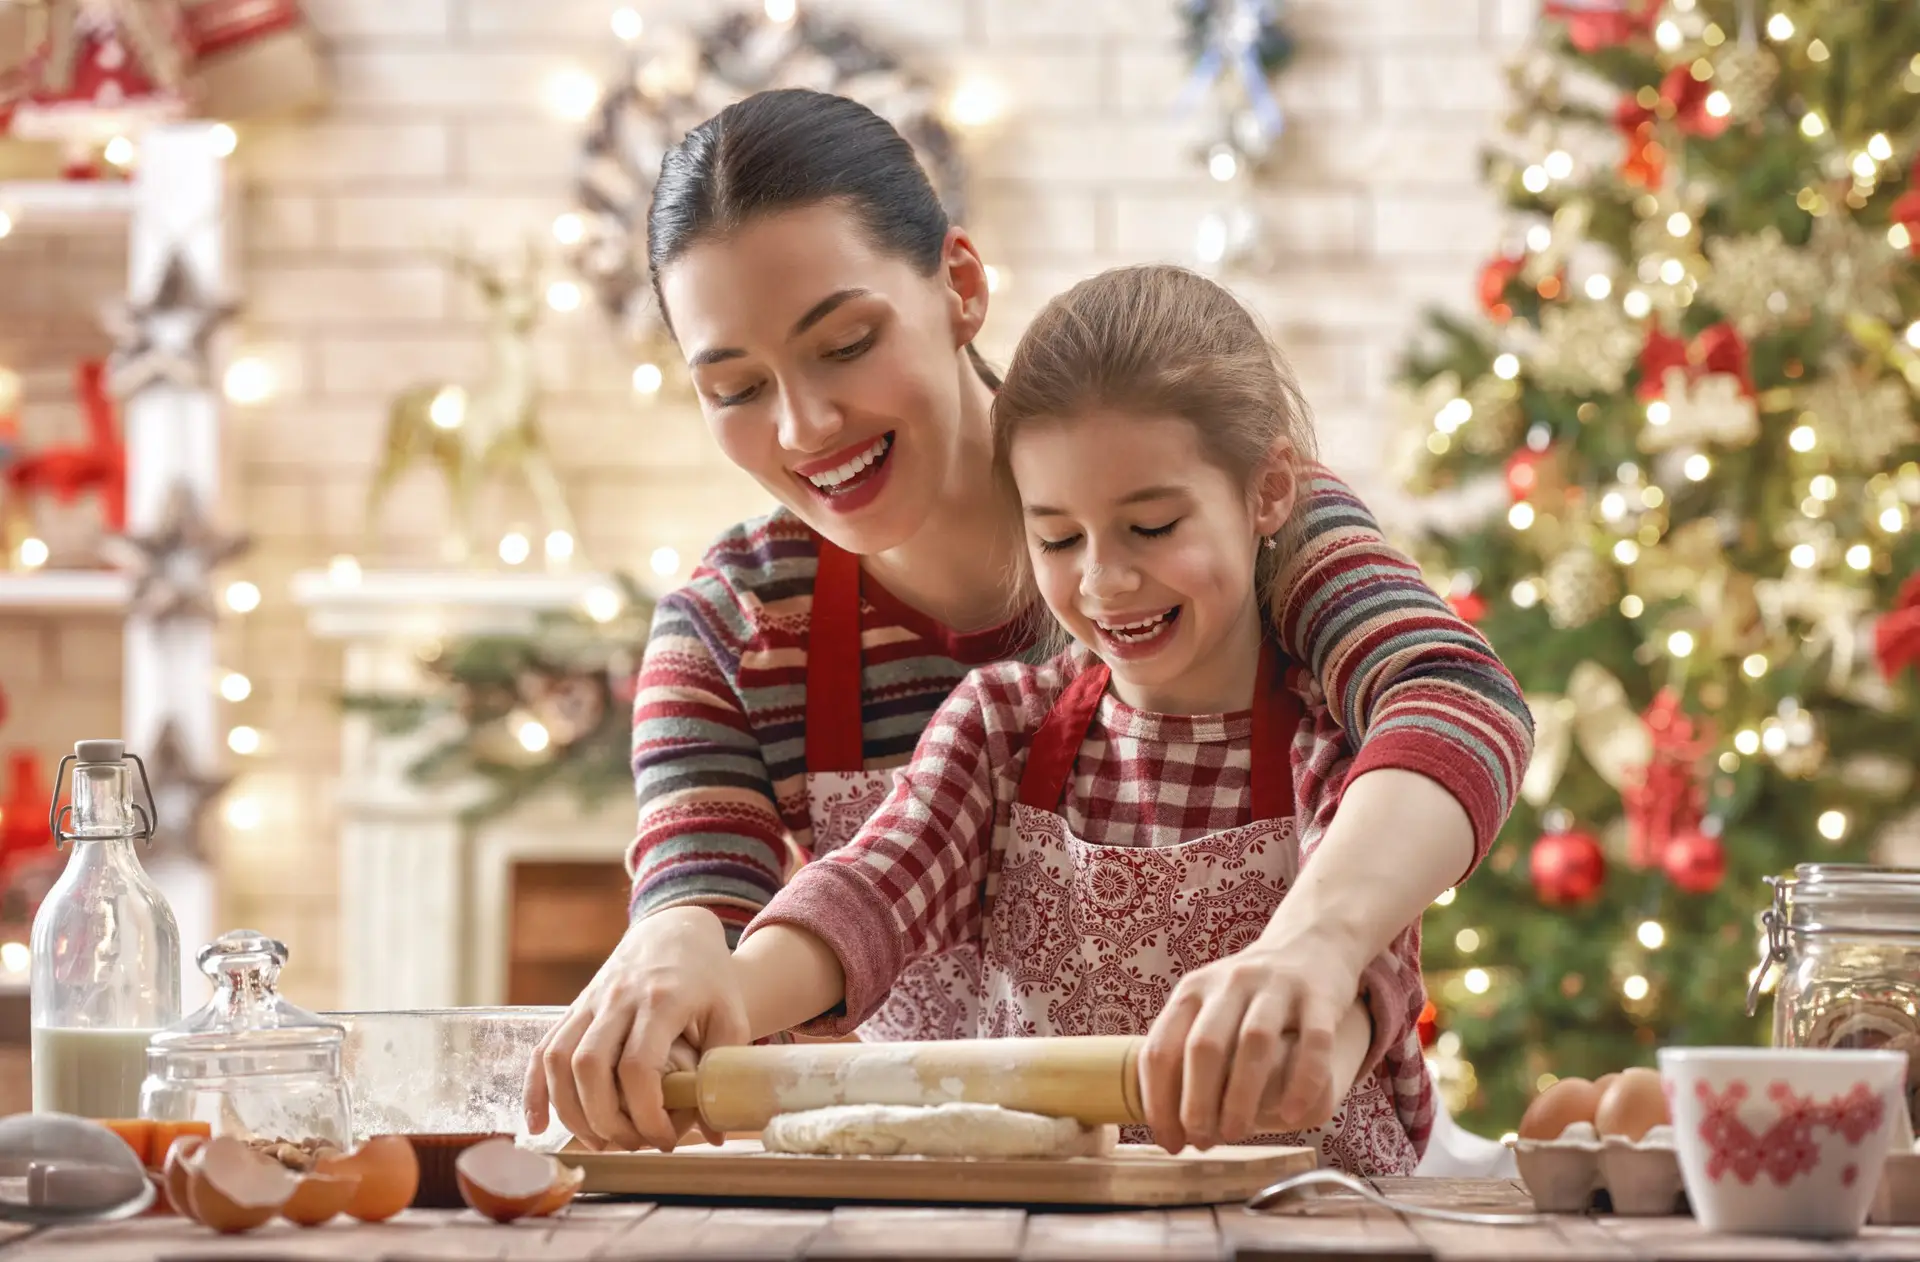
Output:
[1262,535,1277,551]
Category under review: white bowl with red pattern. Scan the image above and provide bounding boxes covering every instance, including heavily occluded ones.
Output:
[1658,1046,1908,1238]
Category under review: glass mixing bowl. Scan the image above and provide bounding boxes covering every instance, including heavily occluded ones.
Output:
[324,1007,569,1147]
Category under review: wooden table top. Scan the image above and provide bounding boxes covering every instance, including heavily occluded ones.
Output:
[4,1177,1919,1261]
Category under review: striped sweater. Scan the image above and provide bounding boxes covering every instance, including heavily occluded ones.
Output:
[627,464,1535,936]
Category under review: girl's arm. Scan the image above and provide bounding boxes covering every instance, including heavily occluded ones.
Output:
[735,667,1019,1038]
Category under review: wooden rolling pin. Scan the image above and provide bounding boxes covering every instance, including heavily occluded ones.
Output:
[659,1036,1146,1133]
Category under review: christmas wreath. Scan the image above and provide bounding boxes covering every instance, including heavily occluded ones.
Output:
[563,5,967,395]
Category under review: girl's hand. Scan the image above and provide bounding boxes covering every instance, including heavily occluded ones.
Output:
[523,906,749,1153]
[1139,946,1358,1152]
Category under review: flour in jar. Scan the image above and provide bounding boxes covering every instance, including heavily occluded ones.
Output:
[761,1102,1117,1159]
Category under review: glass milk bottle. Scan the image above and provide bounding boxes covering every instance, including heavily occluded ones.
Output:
[29,740,182,1118]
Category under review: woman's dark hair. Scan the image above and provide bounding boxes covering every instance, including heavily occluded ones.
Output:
[647,87,999,388]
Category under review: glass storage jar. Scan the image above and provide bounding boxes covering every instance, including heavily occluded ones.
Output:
[1749,864,1920,1128]
[137,930,352,1149]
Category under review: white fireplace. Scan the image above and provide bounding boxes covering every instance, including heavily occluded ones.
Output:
[294,567,636,1010]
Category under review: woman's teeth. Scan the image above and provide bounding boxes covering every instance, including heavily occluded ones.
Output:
[806,435,892,493]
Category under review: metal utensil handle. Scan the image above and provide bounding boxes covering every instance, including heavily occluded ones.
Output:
[1243,1168,1549,1227]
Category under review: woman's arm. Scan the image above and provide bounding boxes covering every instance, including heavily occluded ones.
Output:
[1274,464,1534,874]
[627,575,790,937]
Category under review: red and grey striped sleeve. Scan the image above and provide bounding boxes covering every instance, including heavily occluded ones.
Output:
[1275,465,1535,871]
[625,569,791,940]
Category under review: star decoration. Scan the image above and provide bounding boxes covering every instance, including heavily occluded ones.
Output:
[143,718,232,863]
[100,250,240,398]
[97,480,252,622]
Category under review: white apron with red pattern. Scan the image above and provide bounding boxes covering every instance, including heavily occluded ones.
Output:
[801,539,983,1042]
[977,652,1418,1176]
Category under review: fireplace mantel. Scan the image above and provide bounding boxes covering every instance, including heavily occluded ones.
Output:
[294,566,637,1009]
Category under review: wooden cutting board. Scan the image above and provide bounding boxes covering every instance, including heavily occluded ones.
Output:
[559,1139,1315,1207]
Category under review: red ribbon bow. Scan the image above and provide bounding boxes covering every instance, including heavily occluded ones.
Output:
[1659,65,1731,139]
[1544,0,1660,52]
[1637,323,1753,402]
[1622,688,1711,869]
[2,360,126,530]
[1875,575,1920,680]
[1613,97,1666,189]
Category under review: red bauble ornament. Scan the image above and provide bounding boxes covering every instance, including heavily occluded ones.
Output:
[1505,447,1551,502]
[1479,254,1524,323]
[1662,828,1726,894]
[1544,0,1659,51]
[1659,65,1730,139]
[1446,590,1488,623]
[1893,189,1920,259]
[1531,829,1606,905]
[1417,999,1439,1050]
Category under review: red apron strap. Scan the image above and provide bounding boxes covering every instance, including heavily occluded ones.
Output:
[1015,661,1110,810]
[1016,647,1303,818]
[1249,649,1302,821]
[804,538,865,774]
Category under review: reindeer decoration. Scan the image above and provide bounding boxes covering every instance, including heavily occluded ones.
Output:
[2,359,126,560]
[366,239,580,567]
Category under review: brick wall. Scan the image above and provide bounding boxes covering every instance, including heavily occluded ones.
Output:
[0,0,1537,1005]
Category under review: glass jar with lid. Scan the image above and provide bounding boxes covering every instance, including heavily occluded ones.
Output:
[138,930,352,1148]
[1749,864,1920,1127]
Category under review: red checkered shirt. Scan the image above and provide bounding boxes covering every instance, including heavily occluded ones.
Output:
[747,644,1457,1157]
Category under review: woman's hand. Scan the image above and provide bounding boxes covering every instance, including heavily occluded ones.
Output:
[1139,945,1367,1152]
[523,906,749,1153]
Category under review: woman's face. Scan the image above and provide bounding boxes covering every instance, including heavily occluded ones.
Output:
[658,203,990,555]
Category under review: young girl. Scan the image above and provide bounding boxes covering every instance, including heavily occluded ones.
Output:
[609,264,1517,1174]
[524,89,1533,1159]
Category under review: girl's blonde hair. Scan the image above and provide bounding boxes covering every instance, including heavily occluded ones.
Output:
[990,263,1319,641]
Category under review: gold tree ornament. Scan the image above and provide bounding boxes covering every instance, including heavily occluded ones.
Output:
[101,250,240,398]
[97,481,252,622]
[1712,44,1778,122]
[1543,546,1617,629]
[1796,364,1918,471]
[1530,301,1644,395]
[1812,214,1903,325]
[1699,228,1823,335]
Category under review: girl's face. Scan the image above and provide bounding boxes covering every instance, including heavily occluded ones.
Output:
[1010,412,1294,715]
[658,203,991,555]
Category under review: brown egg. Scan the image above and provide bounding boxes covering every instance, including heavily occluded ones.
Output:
[318,1134,419,1223]
[1594,1072,1620,1099]
[1518,1076,1602,1140]
[281,1173,360,1227]
[1594,1067,1669,1141]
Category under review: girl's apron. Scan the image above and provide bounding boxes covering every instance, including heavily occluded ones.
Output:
[977,651,1418,1176]
[800,539,983,1042]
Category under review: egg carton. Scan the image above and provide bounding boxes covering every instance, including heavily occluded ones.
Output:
[1511,1124,1687,1216]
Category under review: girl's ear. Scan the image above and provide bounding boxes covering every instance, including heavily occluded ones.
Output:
[1252,439,1299,539]
[941,225,991,349]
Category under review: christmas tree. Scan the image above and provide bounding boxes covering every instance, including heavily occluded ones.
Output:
[1395,0,1920,1134]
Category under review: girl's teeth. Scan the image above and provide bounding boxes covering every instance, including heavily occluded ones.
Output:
[807,436,891,489]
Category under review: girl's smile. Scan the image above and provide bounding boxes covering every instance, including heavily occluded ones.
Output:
[1010,412,1289,715]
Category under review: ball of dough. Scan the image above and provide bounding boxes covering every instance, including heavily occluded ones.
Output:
[760,1103,1118,1159]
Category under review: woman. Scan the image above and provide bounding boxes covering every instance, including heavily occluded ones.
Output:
[523,88,1534,1155]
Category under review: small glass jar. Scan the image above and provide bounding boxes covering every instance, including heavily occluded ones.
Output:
[1750,865,1920,1081]
[137,931,352,1149]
